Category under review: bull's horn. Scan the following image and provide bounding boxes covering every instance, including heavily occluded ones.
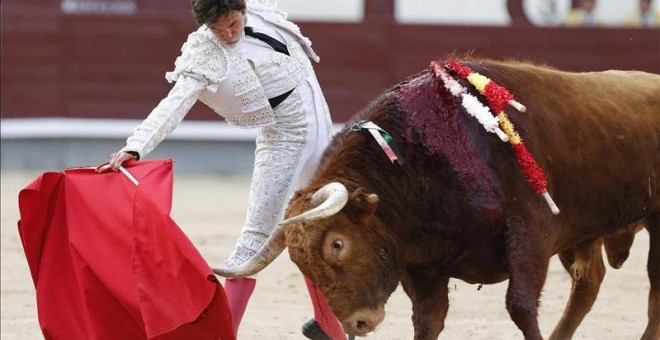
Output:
[280,182,349,225]
[213,226,287,278]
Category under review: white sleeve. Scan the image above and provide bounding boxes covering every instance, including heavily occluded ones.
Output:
[165,26,230,92]
[120,75,207,159]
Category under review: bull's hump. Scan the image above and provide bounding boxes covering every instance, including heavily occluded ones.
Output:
[396,69,503,213]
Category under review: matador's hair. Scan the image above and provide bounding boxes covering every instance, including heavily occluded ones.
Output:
[191,0,246,27]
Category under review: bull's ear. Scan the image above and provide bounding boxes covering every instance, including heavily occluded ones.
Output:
[346,188,379,223]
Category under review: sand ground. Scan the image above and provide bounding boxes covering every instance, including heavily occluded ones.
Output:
[0,170,651,339]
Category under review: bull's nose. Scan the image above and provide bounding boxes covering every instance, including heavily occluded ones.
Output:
[343,307,385,336]
[355,319,370,332]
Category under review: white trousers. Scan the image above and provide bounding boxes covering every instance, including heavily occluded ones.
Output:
[225,74,332,268]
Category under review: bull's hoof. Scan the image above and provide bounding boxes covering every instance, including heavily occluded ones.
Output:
[302,318,356,340]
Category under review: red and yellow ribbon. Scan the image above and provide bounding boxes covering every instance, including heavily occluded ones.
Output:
[447,61,559,214]
[449,61,526,113]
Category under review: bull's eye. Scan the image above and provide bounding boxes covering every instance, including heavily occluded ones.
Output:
[332,239,344,251]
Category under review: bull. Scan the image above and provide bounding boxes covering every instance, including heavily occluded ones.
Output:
[215,58,659,339]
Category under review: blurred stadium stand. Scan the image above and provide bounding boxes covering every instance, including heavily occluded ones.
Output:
[2,0,658,174]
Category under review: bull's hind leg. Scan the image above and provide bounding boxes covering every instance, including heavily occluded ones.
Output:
[504,215,551,340]
[642,214,660,340]
[549,238,605,340]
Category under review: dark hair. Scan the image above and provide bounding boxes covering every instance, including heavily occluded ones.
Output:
[191,0,246,27]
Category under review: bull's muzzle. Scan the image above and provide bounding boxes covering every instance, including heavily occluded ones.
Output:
[343,306,386,336]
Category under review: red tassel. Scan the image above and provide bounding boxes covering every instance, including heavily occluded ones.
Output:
[512,143,547,193]
[484,82,514,113]
[449,60,474,78]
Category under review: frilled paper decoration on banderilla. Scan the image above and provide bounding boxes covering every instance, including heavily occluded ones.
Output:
[436,60,559,215]
[430,62,509,143]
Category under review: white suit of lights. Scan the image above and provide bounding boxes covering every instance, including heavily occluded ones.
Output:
[121,0,332,268]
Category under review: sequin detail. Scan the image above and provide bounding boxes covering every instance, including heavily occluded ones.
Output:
[165,26,229,92]
[247,0,279,12]
[121,76,206,157]
[248,1,320,62]
[224,91,307,268]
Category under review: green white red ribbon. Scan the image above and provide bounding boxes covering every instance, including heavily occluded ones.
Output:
[351,120,404,165]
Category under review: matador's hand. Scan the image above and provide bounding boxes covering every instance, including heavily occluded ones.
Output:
[96,151,136,173]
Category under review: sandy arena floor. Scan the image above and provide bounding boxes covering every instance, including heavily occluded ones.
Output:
[0,170,651,339]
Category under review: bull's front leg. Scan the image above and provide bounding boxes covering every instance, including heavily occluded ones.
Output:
[401,270,450,340]
[504,215,551,340]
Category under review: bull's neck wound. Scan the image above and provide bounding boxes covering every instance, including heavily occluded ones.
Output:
[396,70,500,210]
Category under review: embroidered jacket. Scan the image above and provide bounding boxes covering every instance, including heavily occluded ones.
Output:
[121,0,319,158]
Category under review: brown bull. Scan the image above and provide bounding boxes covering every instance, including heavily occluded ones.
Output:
[215,58,660,339]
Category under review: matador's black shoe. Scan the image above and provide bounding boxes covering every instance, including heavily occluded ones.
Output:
[302,319,355,340]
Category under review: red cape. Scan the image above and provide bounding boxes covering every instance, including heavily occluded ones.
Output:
[18,159,235,340]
